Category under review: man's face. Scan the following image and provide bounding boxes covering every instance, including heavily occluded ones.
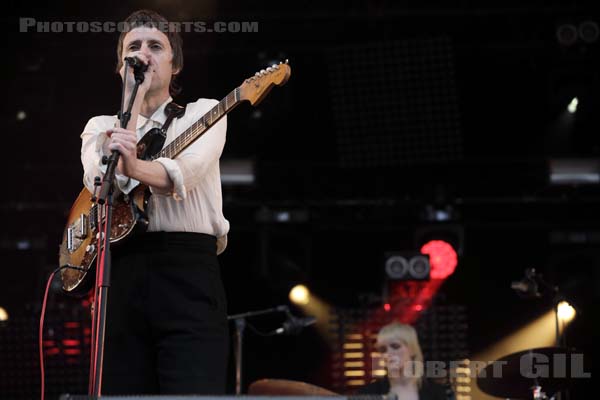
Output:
[121,26,178,95]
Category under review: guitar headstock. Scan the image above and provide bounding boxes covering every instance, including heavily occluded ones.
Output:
[239,60,291,106]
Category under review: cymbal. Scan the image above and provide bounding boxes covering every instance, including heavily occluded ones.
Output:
[477,347,580,399]
[248,379,338,396]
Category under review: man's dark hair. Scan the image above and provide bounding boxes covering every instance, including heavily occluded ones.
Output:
[116,9,183,96]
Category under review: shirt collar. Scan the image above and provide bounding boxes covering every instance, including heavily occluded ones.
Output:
[135,96,173,130]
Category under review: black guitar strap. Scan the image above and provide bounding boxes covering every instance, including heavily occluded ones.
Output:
[136,102,186,160]
[162,102,187,134]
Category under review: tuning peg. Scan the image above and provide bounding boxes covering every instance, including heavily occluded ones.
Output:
[255,72,260,76]
[267,67,273,72]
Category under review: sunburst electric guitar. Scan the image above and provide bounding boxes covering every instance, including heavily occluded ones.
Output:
[59,62,291,296]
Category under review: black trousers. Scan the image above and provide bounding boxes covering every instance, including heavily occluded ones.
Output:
[102,232,229,395]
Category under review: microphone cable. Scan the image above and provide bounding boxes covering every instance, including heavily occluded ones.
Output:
[39,265,85,400]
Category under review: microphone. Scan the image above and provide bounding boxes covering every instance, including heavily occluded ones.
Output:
[124,56,148,73]
[275,315,316,335]
[511,268,541,298]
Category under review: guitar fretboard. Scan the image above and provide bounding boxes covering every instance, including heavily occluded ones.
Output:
[152,87,240,160]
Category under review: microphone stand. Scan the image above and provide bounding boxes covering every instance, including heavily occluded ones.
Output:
[227,305,289,394]
[88,61,145,397]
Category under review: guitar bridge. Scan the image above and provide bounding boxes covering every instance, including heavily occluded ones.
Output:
[66,213,90,253]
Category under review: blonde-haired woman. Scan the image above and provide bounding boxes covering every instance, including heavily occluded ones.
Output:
[356,322,451,400]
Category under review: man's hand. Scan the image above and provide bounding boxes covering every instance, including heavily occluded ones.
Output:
[120,52,154,96]
[105,127,139,177]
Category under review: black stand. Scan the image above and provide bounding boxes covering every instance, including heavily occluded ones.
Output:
[88,61,145,397]
[227,305,288,394]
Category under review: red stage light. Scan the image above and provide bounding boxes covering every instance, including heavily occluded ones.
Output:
[383,303,391,312]
[420,240,457,279]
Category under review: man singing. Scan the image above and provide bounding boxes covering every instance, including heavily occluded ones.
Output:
[80,9,229,394]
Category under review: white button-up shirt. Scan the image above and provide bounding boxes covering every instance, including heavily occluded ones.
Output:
[80,96,229,254]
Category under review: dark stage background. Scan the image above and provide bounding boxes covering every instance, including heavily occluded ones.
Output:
[1,1,597,399]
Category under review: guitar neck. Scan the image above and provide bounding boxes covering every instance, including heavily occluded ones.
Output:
[153,87,241,160]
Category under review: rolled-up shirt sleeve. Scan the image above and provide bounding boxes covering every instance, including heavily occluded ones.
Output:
[151,103,227,200]
[80,116,139,195]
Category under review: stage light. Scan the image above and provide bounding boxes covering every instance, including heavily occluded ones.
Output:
[549,158,600,185]
[384,253,430,281]
[220,159,255,185]
[344,361,365,368]
[422,204,455,222]
[567,97,578,113]
[343,343,363,349]
[579,20,599,43]
[556,23,578,46]
[0,307,8,321]
[383,303,391,312]
[343,352,364,359]
[289,284,310,305]
[557,301,576,322]
[420,240,458,279]
[344,370,365,377]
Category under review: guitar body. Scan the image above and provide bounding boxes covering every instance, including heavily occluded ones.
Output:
[59,185,149,296]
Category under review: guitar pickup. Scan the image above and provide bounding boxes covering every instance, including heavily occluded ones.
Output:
[90,205,98,231]
[67,227,74,253]
[76,213,88,239]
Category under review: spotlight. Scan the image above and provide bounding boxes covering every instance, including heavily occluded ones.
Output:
[422,204,455,222]
[220,159,255,186]
[567,97,578,114]
[420,240,458,279]
[549,159,600,185]
[289,284,310,305]
[578,20,599,43]
[0,307,8,322]
[556,23,578,46]
[384,252,430,281]
[557,300,576,322]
